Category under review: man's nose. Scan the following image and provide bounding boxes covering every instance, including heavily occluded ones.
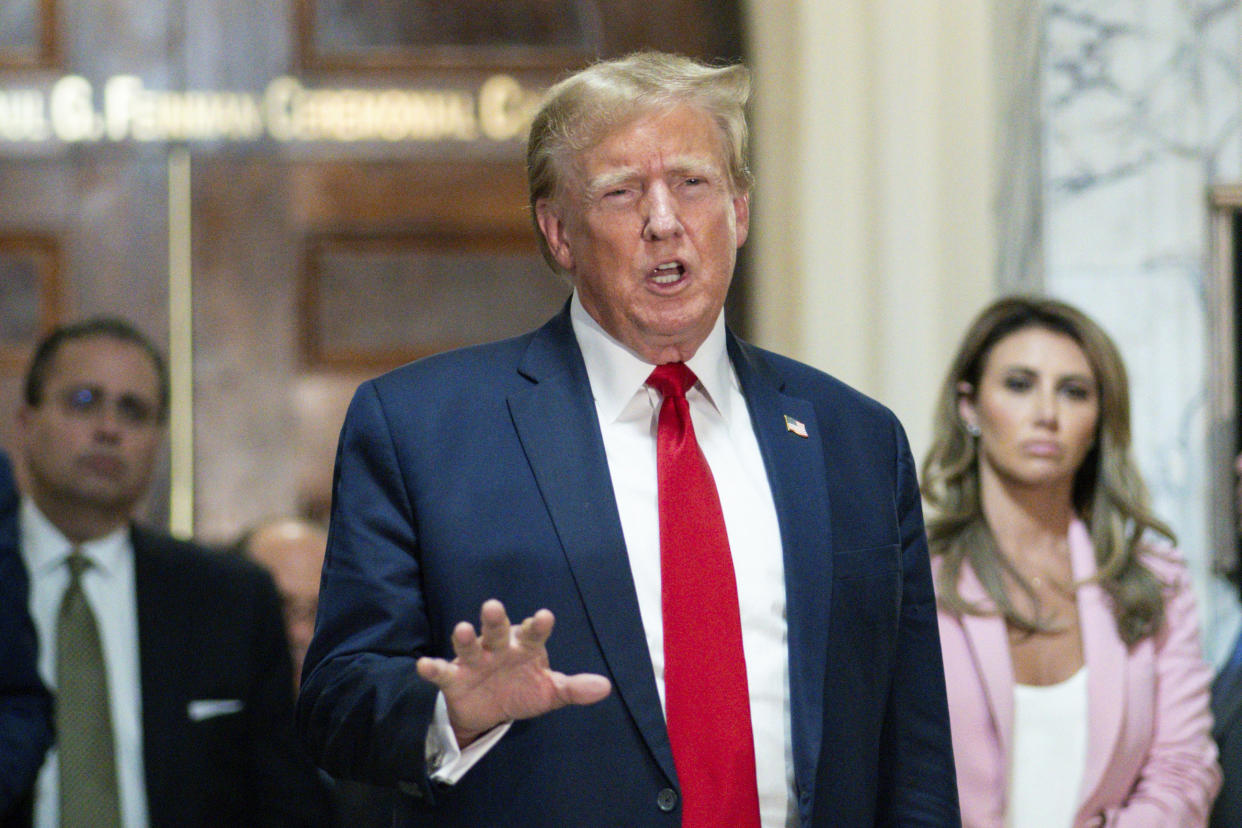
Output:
[642,184,682,240]
[93,408,124,441]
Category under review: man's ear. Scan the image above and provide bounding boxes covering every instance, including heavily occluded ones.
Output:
[732,190,750,249]
[535,199,575,273]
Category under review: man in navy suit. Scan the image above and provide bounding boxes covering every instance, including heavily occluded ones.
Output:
[298,52,959,826]
[15,318,328,827]
[1210,454,1242,828]
[0,449,52,828]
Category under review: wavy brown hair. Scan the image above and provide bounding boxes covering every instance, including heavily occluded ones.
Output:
[921,296,1174,645]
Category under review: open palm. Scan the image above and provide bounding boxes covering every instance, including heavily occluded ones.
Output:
[416,599,612,747]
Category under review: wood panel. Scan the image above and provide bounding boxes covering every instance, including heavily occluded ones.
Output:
[0,233,61,369]
[0,0,746,541]
[300,230,566,369]
[295,0,743,72]
[0,0,59,69]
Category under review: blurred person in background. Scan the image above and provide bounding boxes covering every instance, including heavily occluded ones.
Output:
[239,519,327,690]
[923,296,1219,827]
[14,317,328,828]
[238,517,392,827]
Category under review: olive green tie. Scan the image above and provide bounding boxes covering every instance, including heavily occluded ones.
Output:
[56,551,122,827]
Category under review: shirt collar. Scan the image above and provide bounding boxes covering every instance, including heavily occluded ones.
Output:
[20,497,130,578]
[569,291,735,425]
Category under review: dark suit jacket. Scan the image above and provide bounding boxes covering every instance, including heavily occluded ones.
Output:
[129,526,331,828]
[0,451,52,828]
[1211,637,1242,827]
[298,308,960,826]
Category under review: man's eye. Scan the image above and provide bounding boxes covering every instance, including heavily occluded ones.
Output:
[117,396,155,425]
[66,388,99,412]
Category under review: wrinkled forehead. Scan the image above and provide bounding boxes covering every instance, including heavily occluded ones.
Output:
[559,104,731,192]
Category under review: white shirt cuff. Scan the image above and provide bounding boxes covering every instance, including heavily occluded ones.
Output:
[425,692,511,784]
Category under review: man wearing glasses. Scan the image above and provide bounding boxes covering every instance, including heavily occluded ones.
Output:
[13,317,327,828]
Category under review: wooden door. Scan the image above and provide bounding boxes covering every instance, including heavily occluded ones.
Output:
[0,0,744,541]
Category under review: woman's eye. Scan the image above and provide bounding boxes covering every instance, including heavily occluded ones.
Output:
[1003,376,1031,392]
[1063,384,1092,401]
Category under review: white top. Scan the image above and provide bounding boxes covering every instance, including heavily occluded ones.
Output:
[427,292,794,826]
[20,498,150,828]
[1008,667,1088,828]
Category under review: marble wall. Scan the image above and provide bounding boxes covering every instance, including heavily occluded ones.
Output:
[1041,0,1242,660]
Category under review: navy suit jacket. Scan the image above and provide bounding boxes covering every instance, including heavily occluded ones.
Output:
[127,527,330,828]
[1211,635,1242,828]
[298,308,960,826]
[0,451,52,828]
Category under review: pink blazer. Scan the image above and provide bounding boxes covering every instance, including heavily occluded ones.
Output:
[936,520,1220,827]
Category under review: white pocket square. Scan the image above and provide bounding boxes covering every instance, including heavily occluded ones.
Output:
[187,699,245,721]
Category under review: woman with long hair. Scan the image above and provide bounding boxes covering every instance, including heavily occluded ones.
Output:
[922,296,1219,826]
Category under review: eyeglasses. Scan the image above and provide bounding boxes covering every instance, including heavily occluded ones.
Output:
[55,385,160,428]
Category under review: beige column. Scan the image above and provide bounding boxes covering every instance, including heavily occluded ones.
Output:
[745,1,1003,461]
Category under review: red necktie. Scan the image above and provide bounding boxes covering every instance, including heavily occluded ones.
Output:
[647,363,761,827]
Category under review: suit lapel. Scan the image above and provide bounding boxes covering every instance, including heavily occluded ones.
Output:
[728,338,834,805]
[1069,520,1127,809]
[506,310,678,786]
[130,528,175,823]
[956,564,1016,773]
[955,524,1126,815]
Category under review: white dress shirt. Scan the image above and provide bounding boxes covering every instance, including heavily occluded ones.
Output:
[428,293,795,826]
[573,295,793,826]
[20,498,149,828]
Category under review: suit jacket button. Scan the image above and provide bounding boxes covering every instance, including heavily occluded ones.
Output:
[656,788,678,812]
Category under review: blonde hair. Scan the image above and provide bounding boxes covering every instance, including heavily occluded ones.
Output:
[921,296,1173,645]
[526,51,751,274]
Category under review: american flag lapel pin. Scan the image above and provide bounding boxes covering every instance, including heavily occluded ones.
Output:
[783,414,808,438]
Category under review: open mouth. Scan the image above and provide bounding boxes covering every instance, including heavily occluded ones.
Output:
[651,261,685,285]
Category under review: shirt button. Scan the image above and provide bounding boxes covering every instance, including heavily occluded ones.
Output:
[656,788,678,812]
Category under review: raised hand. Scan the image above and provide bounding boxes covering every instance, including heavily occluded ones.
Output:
[415,599,612,748]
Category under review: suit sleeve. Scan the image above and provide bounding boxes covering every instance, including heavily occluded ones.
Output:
[296,380,441,792]
[1104,557,1220,827]
[0,543,53,820]
[0,450,53,821]
[876,419,962,826]
[1210,657,1242,828]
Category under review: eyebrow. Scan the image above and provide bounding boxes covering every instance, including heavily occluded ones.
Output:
[663,155,719,177]
[584,168,639,199]
[1000,365,1096,384]
[583,155,722,199]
